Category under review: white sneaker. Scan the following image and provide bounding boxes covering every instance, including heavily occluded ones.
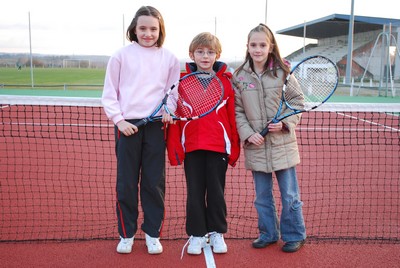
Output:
[209,232,227,253]
[116,236,134,254]
[187,236,207,255]
[145,233,163,254]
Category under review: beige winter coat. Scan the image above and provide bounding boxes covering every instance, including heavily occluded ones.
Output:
[232,63,301,173]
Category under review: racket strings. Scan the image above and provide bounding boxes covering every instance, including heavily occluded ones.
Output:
[284,78,305,111]
[176,74,222,118]
[292,57,338,105]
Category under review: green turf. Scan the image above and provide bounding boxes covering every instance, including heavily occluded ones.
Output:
[0,88,102,97]
[0,67,104,97]
[0,67,105,85]
[330,95,400,103]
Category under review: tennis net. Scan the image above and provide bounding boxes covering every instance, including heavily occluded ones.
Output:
[0,95,399,243]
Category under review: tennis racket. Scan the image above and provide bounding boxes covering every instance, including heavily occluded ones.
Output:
[134,71,224,128]
[260,55,339,137]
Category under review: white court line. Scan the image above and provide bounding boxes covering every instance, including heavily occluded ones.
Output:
[299,127,399,132]
[337,112,400,132]
[1,122,113,128]
[297,111,400,133]
[203,244,216,268]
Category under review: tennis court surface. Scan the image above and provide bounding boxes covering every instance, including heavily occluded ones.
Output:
[1,95,399,267]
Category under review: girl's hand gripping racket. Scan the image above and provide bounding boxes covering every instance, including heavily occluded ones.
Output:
[260,55,339,137]
[134,71,224,128]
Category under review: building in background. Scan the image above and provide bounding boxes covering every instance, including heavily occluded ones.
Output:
[278,14,400,84]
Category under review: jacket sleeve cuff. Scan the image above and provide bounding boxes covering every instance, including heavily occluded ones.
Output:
[113,115,124,125]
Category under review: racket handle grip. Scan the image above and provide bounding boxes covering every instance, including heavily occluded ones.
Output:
[134,119,148,128]
[259,127,269,137]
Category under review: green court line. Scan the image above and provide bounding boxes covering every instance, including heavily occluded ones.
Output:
[329,95,400,103]
[0,88,102,98]
[1,88,399,103]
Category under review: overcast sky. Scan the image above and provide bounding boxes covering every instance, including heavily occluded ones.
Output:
[0,0,398,61]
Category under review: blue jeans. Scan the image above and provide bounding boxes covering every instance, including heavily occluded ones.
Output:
[252,167,306,242]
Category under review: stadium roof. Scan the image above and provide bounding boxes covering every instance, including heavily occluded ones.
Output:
[277,14,400,39]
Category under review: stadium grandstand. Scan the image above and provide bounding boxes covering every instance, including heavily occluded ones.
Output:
[277,14,400,92]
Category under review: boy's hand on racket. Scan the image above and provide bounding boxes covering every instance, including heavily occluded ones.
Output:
[162,113,175,124]
[117,120,138,136]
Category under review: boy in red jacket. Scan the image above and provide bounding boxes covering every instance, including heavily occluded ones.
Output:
[167,32,240,256]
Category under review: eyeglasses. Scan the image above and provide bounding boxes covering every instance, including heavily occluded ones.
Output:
[194,50,217,57]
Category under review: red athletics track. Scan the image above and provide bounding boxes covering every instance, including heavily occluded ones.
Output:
[1,240,399,267]
[1,104,399,267]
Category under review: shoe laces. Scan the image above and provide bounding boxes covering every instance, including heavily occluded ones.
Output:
[181,235,193,259]
[209,232,223,244]
[120,236,133,245]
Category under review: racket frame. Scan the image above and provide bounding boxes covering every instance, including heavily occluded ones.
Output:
[134,71,224,128]
[259,55,339,137]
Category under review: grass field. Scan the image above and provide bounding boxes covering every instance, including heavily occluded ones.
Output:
[0,67,105,85]
[0,67,105,96]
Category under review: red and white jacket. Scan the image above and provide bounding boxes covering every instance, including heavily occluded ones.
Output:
[167,62,240,167]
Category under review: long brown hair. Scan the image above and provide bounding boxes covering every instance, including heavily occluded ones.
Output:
[235,23,290,77]
[126,6,166,47]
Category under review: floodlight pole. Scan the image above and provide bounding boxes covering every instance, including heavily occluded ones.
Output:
[122,14,125,46]
[28,12,34,88]
[345,0,355,85]
[303,21,307,55]
[215,17,217,36]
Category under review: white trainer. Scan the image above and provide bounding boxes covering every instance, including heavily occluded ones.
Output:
[187,236,207,255]
[116,236,134,254]
[209,232,227,253]
[145,233,163,254]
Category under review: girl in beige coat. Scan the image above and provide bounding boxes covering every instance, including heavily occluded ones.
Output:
[232,24,306,253]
